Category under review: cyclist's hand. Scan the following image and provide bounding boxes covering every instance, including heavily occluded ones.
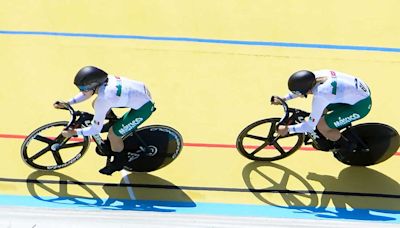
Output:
[277,125,289,136]
[270,96,284,105]
[54,101,68,109]
[62,129,76,138]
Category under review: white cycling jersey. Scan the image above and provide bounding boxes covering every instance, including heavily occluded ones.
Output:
[68,75,153,136]
[284,70,370,134]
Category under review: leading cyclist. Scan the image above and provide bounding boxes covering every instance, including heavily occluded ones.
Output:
[54,66,155,175]
[272,70,372,152]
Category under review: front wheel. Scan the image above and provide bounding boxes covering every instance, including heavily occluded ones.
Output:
[21,121,90,170]
[122,125,183,172]
[236,118,304,161]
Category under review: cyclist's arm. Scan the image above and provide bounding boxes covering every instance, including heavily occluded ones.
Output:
[272,92,301,105]
[287,96,328,134]
[68,92,92,105]
[75,98,109,136]
[283,92,301,101]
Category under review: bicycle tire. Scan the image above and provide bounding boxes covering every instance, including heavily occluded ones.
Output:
[122,125,183,172]
[236,118,304,161]
[336,123,400,166]
[21,121,90,170]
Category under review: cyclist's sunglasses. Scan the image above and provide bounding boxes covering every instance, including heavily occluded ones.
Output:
[78,85,95,92]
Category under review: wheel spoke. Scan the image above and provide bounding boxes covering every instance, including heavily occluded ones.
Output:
[267,122,277,138]
[52,151,64,165]
[49,138,75,165]
[245,134,267,141]
[250,141,270,156]
[34,135,55,144]
[273,141,286,155]
[29,146,52,162]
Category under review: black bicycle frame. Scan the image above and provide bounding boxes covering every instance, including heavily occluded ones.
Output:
[273,96,333,151]
[73,110,151,156]
[282,105,369,152]
[71,112,107,153]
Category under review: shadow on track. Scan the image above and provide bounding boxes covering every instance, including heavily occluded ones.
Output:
[26,171,196,212]
[242,161,400,221]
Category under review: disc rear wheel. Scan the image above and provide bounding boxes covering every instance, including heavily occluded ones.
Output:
[336,123,400,166]
[122,125,183,172]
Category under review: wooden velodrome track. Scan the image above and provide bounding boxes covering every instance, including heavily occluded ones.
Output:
[0,0,399,226]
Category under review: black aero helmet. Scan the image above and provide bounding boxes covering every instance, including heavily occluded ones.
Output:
[74,66,108,91]
[288,70,316,96]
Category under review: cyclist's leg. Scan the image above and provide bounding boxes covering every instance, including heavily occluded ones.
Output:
[318,104,355,151]
[99,101,155,175]
[111,101,155,138]
[321,97,372,151]
[108,128,124,152]
[317,116,341,141]
[325,96,371,129]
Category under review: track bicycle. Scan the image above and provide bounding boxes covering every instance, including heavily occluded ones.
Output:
[236,97,400,166]
[21,104,183,172]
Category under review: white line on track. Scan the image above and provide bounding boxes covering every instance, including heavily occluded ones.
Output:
[121,169,136,200]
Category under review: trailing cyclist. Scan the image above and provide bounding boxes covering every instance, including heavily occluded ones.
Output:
[272,70,372,152]
[54,66,155,175]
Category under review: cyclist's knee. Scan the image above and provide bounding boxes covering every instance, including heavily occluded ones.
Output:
[108,127,122,140]
[108,127,124,152]
[317,118,330,133]
[317,118,341,140]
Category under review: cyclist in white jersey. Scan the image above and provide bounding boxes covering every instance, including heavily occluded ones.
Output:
[54,66,155,175]
[272,70,372,151]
